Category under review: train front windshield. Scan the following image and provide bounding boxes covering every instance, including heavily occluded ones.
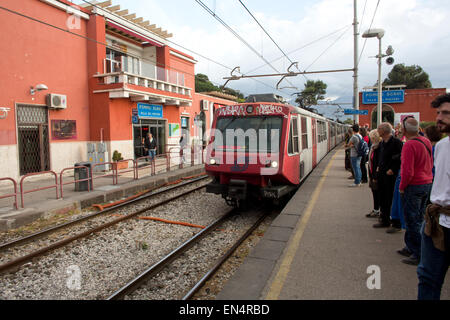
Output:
[213,116,283,153]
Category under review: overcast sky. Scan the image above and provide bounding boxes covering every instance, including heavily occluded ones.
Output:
[77,0,449,116]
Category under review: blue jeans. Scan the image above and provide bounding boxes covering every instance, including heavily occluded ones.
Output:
[401,184,432,259]
[148,149,155,161]
[350,156,362,184]
[417,221,450,300]
[390,174,405,229]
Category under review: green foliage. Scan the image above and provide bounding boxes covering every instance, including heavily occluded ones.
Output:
[419,121,436,129]
[195,73,220,93]
[295,80,327,111]
[221,87,245,100]
[383,64,432,89]
[371,110,395,128]
[343,118,354,125]
[112,150,123,162]
[195,73,245,100]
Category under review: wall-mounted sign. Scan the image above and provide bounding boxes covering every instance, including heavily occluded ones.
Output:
[169,123,180,137]
[0,107,10,119]
[51,120,77,140]
[344,109,369,115]
[362,90,405,104]
[137,103,163,118]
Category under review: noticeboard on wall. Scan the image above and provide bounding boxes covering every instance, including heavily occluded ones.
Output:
[51,120,77,140]
[169,123,180,137]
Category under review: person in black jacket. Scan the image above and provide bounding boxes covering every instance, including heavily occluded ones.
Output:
[366,129,382,218]
[144,133,157,161]
[373,122,403,228]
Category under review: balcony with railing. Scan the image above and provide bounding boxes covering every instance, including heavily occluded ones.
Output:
[93,57,192,105]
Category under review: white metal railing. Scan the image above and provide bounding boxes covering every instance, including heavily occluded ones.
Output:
[99,59,190,96]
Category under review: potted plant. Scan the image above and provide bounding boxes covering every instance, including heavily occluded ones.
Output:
[112,150,128,170]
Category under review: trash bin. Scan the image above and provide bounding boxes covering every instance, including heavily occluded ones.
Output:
[74,162,92,191]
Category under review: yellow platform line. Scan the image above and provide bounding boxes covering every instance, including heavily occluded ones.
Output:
[265,149,340,300]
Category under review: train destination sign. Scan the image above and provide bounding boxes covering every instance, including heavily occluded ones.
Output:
[362,90,405,104]
[217,104,289,117]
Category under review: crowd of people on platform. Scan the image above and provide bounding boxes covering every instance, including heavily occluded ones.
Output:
[344,93,450,300]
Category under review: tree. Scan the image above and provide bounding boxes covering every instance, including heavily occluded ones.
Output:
[295,80,327,112]
[383,64,432,89]
[195,73,220,93]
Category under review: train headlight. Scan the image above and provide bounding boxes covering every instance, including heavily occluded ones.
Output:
[209,159,216,165]
[271,161,278,168]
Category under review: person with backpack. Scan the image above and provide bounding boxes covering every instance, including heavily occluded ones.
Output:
[345,124,367,187]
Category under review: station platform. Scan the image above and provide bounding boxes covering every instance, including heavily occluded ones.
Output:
[217,147,450,300]
[0,161,205,232]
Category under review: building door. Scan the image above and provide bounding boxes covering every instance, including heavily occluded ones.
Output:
[133,119,166,158]
[17,105,50,175]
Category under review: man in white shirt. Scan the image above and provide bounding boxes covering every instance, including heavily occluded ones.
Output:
[417,93,450,300]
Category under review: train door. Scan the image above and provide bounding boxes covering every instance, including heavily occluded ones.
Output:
[327,123,331,152]
[312,118,317,168]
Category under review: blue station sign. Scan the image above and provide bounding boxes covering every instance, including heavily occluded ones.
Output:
[344,109,369,115]
[362,90,405,104]
[137,103,163,118]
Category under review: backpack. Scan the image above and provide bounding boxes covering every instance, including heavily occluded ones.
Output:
[356,135,369,157]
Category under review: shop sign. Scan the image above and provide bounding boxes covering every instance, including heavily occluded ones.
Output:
[137,103,163,118]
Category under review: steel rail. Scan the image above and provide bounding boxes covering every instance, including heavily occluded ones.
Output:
[107,208,237,300]
[0,175,208,251]
[182,212,268,300]
[0,184,207,274]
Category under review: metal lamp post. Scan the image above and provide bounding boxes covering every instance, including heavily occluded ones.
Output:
[362,28,385,127]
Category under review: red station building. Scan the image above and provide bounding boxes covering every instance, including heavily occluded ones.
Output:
[358,86,446,129]
[0,0,235,181]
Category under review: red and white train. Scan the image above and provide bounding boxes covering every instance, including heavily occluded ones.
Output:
[205,94,347,207]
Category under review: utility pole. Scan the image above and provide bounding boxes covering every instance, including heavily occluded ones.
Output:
[353,0,359,124]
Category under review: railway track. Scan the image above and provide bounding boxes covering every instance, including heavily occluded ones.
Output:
[0,174,279,300]
[0,175,210,274]
[109,207,271,300]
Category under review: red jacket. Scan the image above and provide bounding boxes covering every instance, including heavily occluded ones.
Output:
[399,136,434,191]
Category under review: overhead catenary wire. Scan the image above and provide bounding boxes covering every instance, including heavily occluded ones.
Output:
[0,2,275,98]
[194,0,298,91]
[304,24,353,71]
[358,0,381,66]
[237,0,307,81]
[80,0,289,95]
[243,24,351,75]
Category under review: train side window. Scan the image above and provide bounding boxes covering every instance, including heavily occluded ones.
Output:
[301,117,308,149]
[288,116,299,154]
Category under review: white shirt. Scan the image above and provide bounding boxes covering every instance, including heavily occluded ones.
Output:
[430,137,450,228]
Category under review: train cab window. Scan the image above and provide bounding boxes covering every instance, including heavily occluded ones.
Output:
[301,117,308,150]
[214,116,282,153]
[288,116,299,154]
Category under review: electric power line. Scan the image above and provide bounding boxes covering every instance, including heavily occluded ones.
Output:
[237,0,307,81]
[78,0,288,95]
[194,0,298,91]
[358,0,381,66]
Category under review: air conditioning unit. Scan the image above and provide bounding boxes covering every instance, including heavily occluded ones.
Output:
[46,94,67,109]
[201,100,209,111]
